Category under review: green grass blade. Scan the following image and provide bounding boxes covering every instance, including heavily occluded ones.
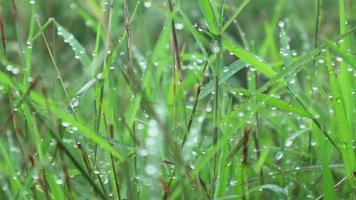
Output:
[325,51,355,175]
[221,0,250,32]
[199,0,219,35]
[338,0,355,149]
[199,60,246,99]
[54,22,91,69]
[222,38,277,78]
[324,39,356,68]
[235,88,313,118]
[0,71,122,160]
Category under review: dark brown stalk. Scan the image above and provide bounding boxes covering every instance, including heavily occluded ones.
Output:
[123,0,136,89]
[0,77,40,133]
[213,75,219,148]
[0,15,6,54]
[227,128,250,161]
[10,0,18,19]
[183,57,210,145]
[160,177,171,197]
[28,153,50,200]
[61,162,73,199]
[242,128,250,165]
[76,143,93,174]
[163,170,175,200]
[198,176,212,200]
[107,124,122,200]
[168,0,183,83]
[8,89,26,158]
[58,121,73,199]
[169,0,185,139]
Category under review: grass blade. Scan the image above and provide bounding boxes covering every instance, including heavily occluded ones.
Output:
[199,0,219,35]
[54,21,91,69]
[222,38,277,78]
[199,60,246,99]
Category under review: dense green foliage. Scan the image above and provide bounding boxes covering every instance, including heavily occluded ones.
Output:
[0,0,355,199]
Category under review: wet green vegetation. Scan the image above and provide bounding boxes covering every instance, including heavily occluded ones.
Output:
[0,0,355,199]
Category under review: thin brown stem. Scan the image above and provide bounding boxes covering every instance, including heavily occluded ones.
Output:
[106,122,122,200]
[124,0,136,89]
[183,55,210,145]
[0,15,6,54]
[168,0,183,83]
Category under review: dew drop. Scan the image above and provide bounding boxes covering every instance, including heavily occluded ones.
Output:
[144,1,152,8]
[336,57,343,62]
[69,97,80,109]
[212,46,220,53]
[55,178,64,185]
[145,164,158,176]
[174,23,184,30]
[62,121,70,128]
[278,21,285,28]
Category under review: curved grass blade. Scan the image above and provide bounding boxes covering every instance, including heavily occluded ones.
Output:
[221,0,250,32]
[199,0,219,35]
[190,29,356,178]
[234,88,313,118]
[54,22,91,69]
[31,111,107,200]
[325,50,355,176]
[68,78,99,111]
[324,39,356,69]
[0,140,22,198]
[337,0,355,150]
[0,71,122,160]
[222,38,277,78]
[199,60,246,99]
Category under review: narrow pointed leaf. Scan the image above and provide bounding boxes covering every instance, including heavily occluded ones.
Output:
[223,38,277,78]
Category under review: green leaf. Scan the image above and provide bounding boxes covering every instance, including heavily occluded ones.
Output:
[325,50,355,174]
[222,38,276,78]
[0,71,122,160]
[55,22,91,69]
[221,0,250,32]
[324,39,356,68]
[199,0,219,35]
[199,60,246,99]
[258,184,288,199]
[235,88,313,118]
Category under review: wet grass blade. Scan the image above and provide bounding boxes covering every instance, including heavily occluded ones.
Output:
[221,0,250,32]
[199,60,246,99]
[54,21,91,69]
[222,38,277,78]
[0,71,122,160]
[234,88,313,118]
[199,0,219,35]
[325,50,355,176]
[324,39,356,68]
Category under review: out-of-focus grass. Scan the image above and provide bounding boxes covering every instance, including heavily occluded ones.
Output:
[0,0,355,199]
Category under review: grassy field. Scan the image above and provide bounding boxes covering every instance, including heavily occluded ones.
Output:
[0,0,355,199]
